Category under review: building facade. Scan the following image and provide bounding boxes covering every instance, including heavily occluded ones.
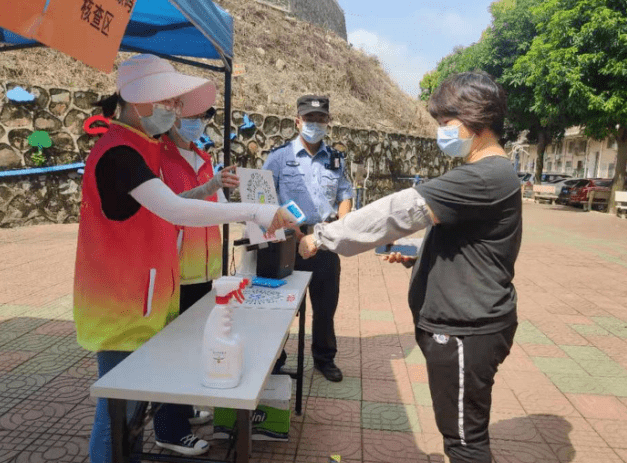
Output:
[511,127,619,178]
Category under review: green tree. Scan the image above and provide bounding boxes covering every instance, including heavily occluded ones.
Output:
[514,0,627,210]
[491,0,571,182]
[419,0,570,182]
[419,44,486,101]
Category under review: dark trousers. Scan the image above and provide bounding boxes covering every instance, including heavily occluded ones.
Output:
[416,323,517,463]
[294,249,341,365]
[180,281,213,314]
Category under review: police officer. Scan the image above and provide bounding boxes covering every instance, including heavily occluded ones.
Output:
[263,95,353,382]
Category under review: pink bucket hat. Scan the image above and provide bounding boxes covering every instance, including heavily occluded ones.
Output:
[117,54,216,117]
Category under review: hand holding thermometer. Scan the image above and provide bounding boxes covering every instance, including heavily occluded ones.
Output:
[261,200,306,239]
[283,200,306,224]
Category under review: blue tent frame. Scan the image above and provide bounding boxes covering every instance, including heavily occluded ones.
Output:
[0,0,235,275]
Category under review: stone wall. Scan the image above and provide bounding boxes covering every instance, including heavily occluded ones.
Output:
[0,83,447,228]
[256,0,347,40]
[0,83,101,228]
[290,0,347,41]
[0,84,101,170]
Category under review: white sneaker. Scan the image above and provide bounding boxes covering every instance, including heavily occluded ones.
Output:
[155,433,210,456]
[189,408,213,426]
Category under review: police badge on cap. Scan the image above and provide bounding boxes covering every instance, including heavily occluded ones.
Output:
[297,95,330,115]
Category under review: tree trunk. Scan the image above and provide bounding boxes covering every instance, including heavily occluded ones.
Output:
[534,131,549,184]
[608,126,627,214]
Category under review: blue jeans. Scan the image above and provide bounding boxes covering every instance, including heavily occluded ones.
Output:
[90,351,193,463]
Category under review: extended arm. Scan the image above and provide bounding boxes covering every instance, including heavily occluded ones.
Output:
[131,178,278,228]
[301,188,437,258]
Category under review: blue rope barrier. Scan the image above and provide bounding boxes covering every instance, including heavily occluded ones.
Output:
[0,163,85,178]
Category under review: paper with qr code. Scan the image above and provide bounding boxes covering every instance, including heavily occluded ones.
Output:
[239,287,299,310]
[238,167,285,245]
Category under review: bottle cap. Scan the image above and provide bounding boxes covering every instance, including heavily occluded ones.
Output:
[214,276,243,299]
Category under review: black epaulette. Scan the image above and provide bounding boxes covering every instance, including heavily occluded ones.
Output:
[269,141,291,153]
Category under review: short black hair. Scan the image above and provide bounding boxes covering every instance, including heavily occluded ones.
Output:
[428,72,507,137]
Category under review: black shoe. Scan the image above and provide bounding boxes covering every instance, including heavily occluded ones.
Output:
[155,433,209,456]
[315,362,343,382]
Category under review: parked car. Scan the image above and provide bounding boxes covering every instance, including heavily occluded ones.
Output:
[518,172,532,184]
[534,177,584,204]
[568,178,613,208]
[556,179,589,204]
[522,173,572,198]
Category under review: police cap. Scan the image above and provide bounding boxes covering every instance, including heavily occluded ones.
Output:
[297,95,330,116]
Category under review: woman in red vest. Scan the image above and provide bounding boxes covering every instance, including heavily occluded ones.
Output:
[74,54,295,462]
[160,104,239,426]
[161,107,238,312]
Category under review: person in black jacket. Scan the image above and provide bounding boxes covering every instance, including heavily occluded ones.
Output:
[298,72,521,463]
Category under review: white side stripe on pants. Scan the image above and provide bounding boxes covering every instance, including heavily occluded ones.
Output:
[456,337,467,446]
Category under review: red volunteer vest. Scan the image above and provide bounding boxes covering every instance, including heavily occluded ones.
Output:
[73,123,180,352]
[160,135,222,284]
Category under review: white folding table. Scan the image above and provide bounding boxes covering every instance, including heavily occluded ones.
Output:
[91,270,312,463]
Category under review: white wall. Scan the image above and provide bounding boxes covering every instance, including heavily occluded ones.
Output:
[513,132,618,178]
[585,139,617,178]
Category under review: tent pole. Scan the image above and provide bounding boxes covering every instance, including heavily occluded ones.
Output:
[222,57,233,276]
[0,43,43,52]
[119,45,226,73]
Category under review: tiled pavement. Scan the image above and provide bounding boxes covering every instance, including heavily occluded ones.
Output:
[1,201,627,463]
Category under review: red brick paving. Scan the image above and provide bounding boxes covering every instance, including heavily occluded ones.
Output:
[1,202,627,462]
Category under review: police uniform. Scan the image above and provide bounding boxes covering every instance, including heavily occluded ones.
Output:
[263,96,352,375]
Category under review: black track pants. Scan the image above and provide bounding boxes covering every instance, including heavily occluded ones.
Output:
[416,323,517,463]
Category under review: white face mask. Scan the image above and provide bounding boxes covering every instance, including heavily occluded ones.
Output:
[300,121,327,144]
[176,118,204,143]
[137,105,177,137]
[436,124,474,158]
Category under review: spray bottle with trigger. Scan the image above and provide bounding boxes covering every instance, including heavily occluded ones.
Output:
[201,277,249,388]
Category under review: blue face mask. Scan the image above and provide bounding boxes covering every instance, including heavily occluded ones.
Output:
[301,122,327,144]
[139,106,177,137]
[437,125,474,158]
[176,118,204,143]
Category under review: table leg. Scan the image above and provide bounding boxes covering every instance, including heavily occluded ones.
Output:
[296,298,305,415]
[109,398,130,463]
[235,409,252,463]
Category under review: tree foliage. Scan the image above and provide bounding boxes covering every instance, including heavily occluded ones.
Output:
[515,0,627,209]
[419,0,627,204]
[419,0,568,181]
[418,43,486,101]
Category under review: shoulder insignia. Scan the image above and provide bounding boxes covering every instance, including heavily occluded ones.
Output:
[269,141,291,153]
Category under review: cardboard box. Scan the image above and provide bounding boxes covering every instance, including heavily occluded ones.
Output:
[214,375,291,441]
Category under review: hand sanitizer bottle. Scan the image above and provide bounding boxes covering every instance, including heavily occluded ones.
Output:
[201,277,245,388]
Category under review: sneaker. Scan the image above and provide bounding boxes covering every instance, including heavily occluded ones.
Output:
[189,408,213,426]
[155,433,210,456]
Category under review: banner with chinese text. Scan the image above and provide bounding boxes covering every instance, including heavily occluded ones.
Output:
[0,0,137,72]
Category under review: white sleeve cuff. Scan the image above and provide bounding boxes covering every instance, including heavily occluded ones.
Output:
[253,204,280,229]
